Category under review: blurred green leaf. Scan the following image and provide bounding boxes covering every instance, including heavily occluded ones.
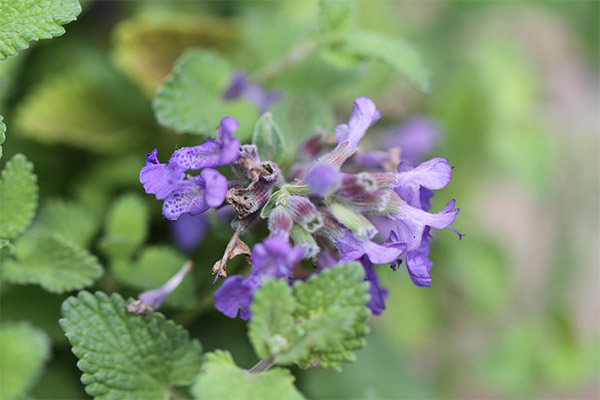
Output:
[112,246,194,309]
[33,198,98,249]
[191,350,304,400]
[2,233,103,293]
[153,49,258,138]
[112,13,240,96]
[0,114,5,159]
[319,0,356,38]
[98,193,149,261]
[0,153,38,240]
[0,0,81,60]
[0,321,51,399]
[252,112,286,163]
[60,291,203,399]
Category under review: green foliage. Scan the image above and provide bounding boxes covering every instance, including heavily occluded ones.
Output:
[112,246,194,309]
[0,153,38,240]
[60,291,203,399]
[191,350,304,400]
[0,0,81,60]
[99,193,149,260]
[252,112,286,163]
[0,321,51,399]
[0,114,5,159]
[249,262,370,370]
[319,0,356,38]
[33,198,99,249]
[2,233,103,293]
[153,49,258,138]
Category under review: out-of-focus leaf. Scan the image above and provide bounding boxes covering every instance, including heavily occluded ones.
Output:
[153,49,258,138]
[252,112,286,163]
[60,291,203,399]
[0,321,51,399]
[33,198,98,249]
[98,193,149,260]
[191,350,304,400]
[0,0,81,60]
[319,0,356,38]
[0,114,5,159]
[0,153,38,239]
[112,246,194,309]
[2,233,103,293]
[112,13,240,96]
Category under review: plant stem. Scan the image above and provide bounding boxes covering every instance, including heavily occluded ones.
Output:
[248,357,275,374]
[254,39,319,83]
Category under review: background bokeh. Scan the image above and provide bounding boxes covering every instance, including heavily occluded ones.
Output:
[1,1,598,399]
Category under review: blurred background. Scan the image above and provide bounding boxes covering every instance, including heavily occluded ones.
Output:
[1,1,598,399]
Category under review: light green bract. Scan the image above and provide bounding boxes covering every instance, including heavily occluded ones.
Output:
[0,153,38,239]
[192,350,304,400]
[2,233,103,293]
[0,322,51,399]
[60,291,203,400]
[252,112,286,164]
[249,262,370,370]
[0,0,81,60]
[153,49,257,137]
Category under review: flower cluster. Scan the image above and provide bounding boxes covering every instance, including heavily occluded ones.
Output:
[136,97,461,318]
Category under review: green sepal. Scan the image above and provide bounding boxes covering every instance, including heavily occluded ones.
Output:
[328,201,377,240]
[252,112,286,164]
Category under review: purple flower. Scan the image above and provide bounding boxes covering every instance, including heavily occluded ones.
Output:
[405,227,434,287]
[305,162,339,197]
[333,229,406,265]
[214,275,253,320]
[139,149,185,200]
[335,97,381,151]
[224,71,282,113]
[127,261,193,314]
[392,158,452,209]
[162,168,228,220]
[361,256,388,315]
[170,213,208,253]
[383,117,440,166]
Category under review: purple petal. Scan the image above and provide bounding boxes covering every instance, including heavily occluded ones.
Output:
[200,168,228,208]
[383,118,440,166]
[305,162,339,196]
[335,97,381,151]
[393,158,452,208]
[139,149,185,200]
[393,201,459,251]
[405,227,434,287]
[216,116,239,142]
[170,213,208,253]
[334,229,405,265]
[162,177,209,220]
[214,275,253,320]
[250,237,303,280]
[361,256,388,315]
[138,261,193,310]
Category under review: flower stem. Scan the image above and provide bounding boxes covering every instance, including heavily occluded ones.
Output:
[248,357,275,374]
[254,39,319,83]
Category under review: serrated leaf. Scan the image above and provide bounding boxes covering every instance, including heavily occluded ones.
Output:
[191,350,304,400]
[2,233,103,293]
[98,193,149,260]
[326,30,430,91]
[0,114,5,159]
[0,153,38,239]
[319,0,356,38]
[0,321,51,399]
[112,246,194,309]
[60,291,203,400]
[153,49,258,138]
[33,198,98,248]
[252,112,286,163]
[112,13,240,96]
[0,0,82,60]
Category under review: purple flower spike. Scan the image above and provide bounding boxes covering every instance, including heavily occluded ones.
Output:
[335,97,381,151]
[334,229,406,265]
[162,168,227,220]
[170,213,208,253]
[361,256,388,315]
[250,236,303,280]
[393,158,452,208]
[305,162,339,197]
[128,261,193,314]
[214,275,253,320]
[139,149,185,200]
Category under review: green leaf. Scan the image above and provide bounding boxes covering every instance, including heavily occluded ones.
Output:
[0,321,51,399]
[252,112,286,163]
[112,246,194,309]
[60,291,203,399]
[319,0,356,38]
[33,198,99,249]
[191,350,304,400]
[0,114,5,159]
[98,193,149,260]
[248,263,370,370]
[0,0,82,60]
[0,153,38,239]
[326,30,430,91]
[2,233,103,293]
[153,49,258,138]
